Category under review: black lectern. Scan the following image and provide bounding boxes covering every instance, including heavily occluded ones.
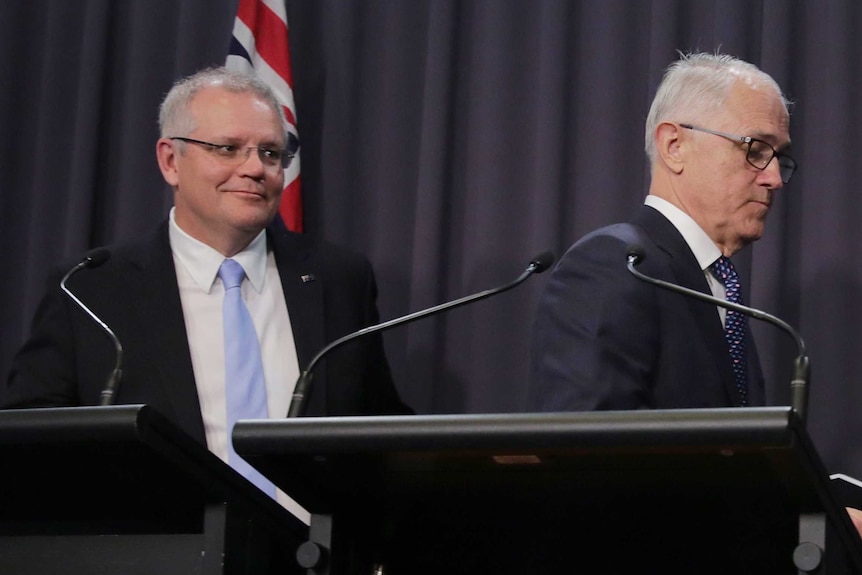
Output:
[0,404,306,575]
[234,407,862,575]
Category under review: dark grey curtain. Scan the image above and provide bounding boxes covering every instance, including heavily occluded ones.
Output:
[3,0,862,477]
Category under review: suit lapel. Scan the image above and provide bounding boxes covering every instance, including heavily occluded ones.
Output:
[634,206,742,406]
[267,225,327,415]
[124,223,206,441]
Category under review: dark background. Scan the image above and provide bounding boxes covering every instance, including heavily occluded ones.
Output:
[3,1,862,477]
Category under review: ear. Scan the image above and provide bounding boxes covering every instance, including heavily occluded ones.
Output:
[156,138,180,186]
[654,122,685,175]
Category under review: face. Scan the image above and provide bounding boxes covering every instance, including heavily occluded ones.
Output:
[156,87,285,256]
[677,80,790,255]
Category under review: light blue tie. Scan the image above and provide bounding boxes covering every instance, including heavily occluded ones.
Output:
[710,256,748,406]
[219,258,275,497]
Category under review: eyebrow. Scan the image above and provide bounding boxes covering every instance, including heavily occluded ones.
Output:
[202,136,285,148]
[750,131,791,152]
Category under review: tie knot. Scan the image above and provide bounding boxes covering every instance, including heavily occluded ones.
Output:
[218,259,246,290]
[710,256,739,287]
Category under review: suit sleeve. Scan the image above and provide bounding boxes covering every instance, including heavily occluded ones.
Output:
[2,269,83,408]
[319,252,414,416]
[356,259,414,415]
[526,228,661,411]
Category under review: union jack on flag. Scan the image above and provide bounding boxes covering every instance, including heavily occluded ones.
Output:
[227,0,303,232]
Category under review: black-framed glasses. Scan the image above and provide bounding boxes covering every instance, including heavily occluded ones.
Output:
[169,136,297,170]
[680,124,797,184]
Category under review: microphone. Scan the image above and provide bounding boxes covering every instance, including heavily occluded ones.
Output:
[287,251,556,417]
[59,248,124,406]
[625,245,810,424]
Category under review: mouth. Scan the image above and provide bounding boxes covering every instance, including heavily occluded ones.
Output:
[752,192,773,209]
[228,189,266,200]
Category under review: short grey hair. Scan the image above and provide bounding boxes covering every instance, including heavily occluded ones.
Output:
[158,66,288,140]
[644,52,790,167]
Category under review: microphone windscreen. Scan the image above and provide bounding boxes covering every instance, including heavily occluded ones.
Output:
[85,248,111,268]
[626,244,646,264]
[531,251,556,273]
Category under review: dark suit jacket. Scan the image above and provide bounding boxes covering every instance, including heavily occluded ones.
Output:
[527,204,765,411]
[2,219,411,444]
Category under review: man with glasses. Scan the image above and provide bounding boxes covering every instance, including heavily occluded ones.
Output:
[527,52,794,411]
[2,68,411,514]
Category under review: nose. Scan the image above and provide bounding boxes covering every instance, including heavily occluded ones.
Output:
[238,147,267,175]
[761,156,784,189]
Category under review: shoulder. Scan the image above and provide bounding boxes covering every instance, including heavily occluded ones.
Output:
[571,221,648,253]
[267,224,374,278]
[557,221,654,275]
[47,223,170,289]
[558,206,688,279]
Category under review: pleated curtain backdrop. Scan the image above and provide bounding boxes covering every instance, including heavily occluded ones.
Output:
[3,0,862,478]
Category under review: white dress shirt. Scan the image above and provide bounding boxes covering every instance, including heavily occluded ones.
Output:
[168,207,309,523]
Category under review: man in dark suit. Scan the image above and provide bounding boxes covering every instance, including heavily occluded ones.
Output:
[2,68,410,495]
[527,52,796,411]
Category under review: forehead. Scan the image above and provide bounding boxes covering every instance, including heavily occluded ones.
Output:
[721,81,790,144]
[189,87,283,140]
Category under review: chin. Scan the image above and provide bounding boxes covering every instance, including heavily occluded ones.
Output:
[232,212,277,233]
[740,229,765,247]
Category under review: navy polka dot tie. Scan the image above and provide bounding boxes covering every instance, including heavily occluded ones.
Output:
[710,256,748,406]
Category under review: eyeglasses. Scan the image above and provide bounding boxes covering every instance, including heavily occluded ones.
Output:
[679,124,797,184]
[169,136,297,170]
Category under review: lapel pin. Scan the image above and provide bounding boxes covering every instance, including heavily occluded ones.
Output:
[301,274,316,283]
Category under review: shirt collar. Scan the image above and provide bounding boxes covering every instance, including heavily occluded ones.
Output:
[168,207,268,293]
[644,195,722,270]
